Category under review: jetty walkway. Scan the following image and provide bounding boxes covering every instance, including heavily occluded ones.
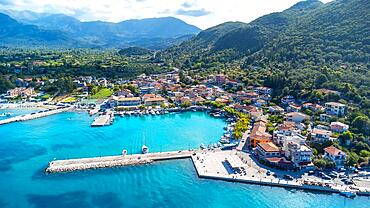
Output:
[46,150,194,173]
[0,106,71,125]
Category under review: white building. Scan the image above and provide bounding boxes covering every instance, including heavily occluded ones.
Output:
[286,112,308,123]
[311,128,333,142]
[325,102,346,116]
[286,142,313,169]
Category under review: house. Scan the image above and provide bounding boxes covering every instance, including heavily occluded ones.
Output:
[286,112,308,123]
[320,114,333,123]
[255,86,272,95]
[269,105,284,114]
[287,103,301,112]
[281,95,295,105]
[256,142,280,159]
[249,118,272,147]
[6,87,34,98]
[285,142,313,169]
[324,146,347,167]
[330,122,349,133]
[325,102,346,116]
[254,99,267,107]
[303,103,324,112]
[311,128,332,142]
[116,89,133,97]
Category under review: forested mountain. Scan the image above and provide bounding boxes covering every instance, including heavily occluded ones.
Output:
[0,12,201,49]
[162,0,369,63]
[160,0,369,113]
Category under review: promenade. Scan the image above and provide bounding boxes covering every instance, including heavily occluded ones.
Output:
[191,150,370,196]
[0,106,71,125]
[46,150,194,173]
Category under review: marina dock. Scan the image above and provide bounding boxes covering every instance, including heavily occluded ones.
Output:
[46,150,194,173]
[91,111,114,127]
[0,107,71,125]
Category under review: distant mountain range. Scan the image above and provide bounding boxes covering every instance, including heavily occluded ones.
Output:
[0,11,201,49]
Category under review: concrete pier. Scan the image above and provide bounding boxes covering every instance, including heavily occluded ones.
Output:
[91,111,114,127]
[46,150,194,173]
[191,150,370,196]
[0,107,71,125]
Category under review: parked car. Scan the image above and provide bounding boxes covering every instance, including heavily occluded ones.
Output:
[266,171,271,176]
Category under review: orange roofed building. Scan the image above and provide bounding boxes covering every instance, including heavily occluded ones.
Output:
[249,118,272,148]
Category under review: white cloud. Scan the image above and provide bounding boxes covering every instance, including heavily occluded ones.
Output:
[0,0,333,29]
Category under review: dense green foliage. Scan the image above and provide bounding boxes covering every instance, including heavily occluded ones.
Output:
[0,48,170,80]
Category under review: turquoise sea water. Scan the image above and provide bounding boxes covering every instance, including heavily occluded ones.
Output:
[0,109,37,120]
[0,111,369,208]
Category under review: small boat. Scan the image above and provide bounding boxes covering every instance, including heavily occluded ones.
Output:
[340,191,356,198]
[200,143,206,149]
[122,149,127,156]
[220,137,230,144]
[142,145,149,154]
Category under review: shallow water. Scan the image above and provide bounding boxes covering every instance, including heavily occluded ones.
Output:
[0,111,369,208]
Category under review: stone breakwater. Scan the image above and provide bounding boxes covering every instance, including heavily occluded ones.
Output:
[46,150,194,173]
[0,106,71,125]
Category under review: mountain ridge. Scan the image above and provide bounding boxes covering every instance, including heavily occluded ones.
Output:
[0,12,201,49]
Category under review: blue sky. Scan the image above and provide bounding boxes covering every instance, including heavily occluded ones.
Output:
[0,0,332,29]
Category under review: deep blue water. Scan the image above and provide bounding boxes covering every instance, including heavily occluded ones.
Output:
[0,111,369,208]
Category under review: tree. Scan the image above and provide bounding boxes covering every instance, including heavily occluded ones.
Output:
[352,115,370,136]
[339,131,353,145]
[180,100,191,108]
[346,152,360,166]
[359,150,370,157]
[0,75,14,93]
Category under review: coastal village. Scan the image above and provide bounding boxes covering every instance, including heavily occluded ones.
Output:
[1,68,369,198]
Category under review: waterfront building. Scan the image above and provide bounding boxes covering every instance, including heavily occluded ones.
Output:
[285,142,313,169]
[6,87,34,98]
[249,118,272,148]
[144,97,165,106]
[325,102,346,116]
[256,142,280,159]
[114,96,141,107]
[324,146,347,167]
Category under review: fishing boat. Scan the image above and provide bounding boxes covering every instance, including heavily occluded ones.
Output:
[220,137,230,144]
[0,112,13,117]
[340,191,356,198]
[200,143,206,150]
[142,145,149,154]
